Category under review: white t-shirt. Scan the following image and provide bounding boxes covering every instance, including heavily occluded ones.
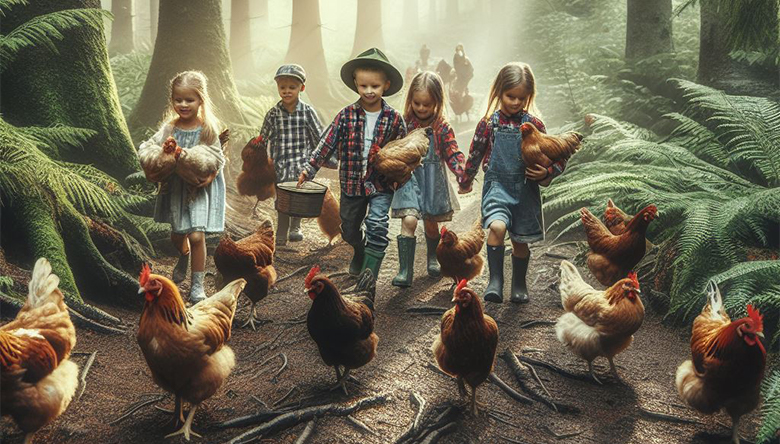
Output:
[363,110,380,164]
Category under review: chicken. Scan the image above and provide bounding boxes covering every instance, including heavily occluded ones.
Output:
[602,199,654,251]
[1,258,78,444]
[175,140,223,188]
[520,122,583,170]
[556,260,644,384]
[581,204,657,287]
[437,219,485,285]
[214,219,277,330]
[371,127,431,189]
[139,136,182,183]
[449,84,474,121]
[305,266,378,395]
[136,265,245,440]
[237,135,276,212]
[432,279,498,415]
[317,187,341,246]
[676,282,766,444]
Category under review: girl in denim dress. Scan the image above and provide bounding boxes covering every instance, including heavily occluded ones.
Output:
[459,63,567,304]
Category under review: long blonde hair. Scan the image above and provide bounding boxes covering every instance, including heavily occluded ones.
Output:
[404,71,446,126]
[483,62,540,119]
[161,71,220,145]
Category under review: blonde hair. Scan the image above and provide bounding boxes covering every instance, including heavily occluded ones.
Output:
[403,71,446,125]
[161,71,220,145]
[483,62,540,119]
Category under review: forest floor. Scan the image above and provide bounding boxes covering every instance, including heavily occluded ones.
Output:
[1,124,762,444]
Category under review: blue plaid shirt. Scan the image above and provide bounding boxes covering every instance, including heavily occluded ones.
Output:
[257,100,324,183]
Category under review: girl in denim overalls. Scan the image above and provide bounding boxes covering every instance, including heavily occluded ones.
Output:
[390,72,465,287]
[460,63,566,303]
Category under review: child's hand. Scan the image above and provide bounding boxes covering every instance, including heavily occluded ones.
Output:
[297,170,308,188]
[525,165,550,182]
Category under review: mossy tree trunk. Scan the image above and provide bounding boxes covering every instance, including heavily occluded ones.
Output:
[230,0,254,79]
[150,0,159,47]
[0,0,140,181]
[351,0,384,56]
[286,0,336,111]
[625,0,672,60]
[129,0,245,139]
[109,0,135,55]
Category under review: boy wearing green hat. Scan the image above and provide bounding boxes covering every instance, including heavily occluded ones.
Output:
[298,48,406,278]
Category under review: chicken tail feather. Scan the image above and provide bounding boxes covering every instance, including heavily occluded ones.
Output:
[28,258,60,308]
[559,260,591,308]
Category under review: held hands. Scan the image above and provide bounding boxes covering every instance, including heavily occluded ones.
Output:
[297,170,308,188]
[525,165,550,182]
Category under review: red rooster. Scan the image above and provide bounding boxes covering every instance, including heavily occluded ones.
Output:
[676,283,766,444]
[432,279,499,415]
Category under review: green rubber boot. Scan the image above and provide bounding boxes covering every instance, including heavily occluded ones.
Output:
[510,255,530,303]
[425,235,441,277]
[483,245,505,303]
[349,242,365,276]
[361,247,385,280]
[392,235,416,288]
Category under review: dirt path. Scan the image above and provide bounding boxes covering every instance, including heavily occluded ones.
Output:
[1,125,761,444]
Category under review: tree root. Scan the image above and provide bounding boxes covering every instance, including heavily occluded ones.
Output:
[294,419,316,444]
[637,406,703,425]
[346,414,376,435]
[274,265,310,285]
[109,394,166,425]
[406,306,448,315]
[499,350,580,414]
[75,351,97,402]
[517,355,606,385]
[224,393,391,444]
[249,353,285,381]
[488,373,533,404]
[394,391,427,443]
[518,320,556,329]
[542,424,583,439]
[420,421,457,444]
[272,386,298,408]
[397,404,460,444]
[271,353,288,382]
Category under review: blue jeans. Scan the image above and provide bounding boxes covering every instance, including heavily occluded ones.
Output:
[340,192,393,251]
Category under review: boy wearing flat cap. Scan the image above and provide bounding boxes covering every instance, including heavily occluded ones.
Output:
[299,48,406,279]
[255,64,324,244]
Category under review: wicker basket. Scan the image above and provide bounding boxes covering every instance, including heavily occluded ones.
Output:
[275,181,328,218]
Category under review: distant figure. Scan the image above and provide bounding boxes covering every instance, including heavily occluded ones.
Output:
[407,44,434,84]
[449,44,474,122]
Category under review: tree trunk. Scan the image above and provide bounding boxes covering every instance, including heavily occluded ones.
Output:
[129,0,245,140]
[352,0,384,56]
[109,0,135,55]
[697,0,738,87]
[404,0,418,32]
[0,0,140,181]
[230,0,253,79]
[428,0,437,25]
[150,0,158,46]
[625,0,672,60]
[286,0,336,112]
[445,0,458,24]
[254,0,268,28]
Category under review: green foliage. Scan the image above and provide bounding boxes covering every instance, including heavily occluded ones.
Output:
[675,0,779,52]
[110,46,153,117]
[759,366,780,444]
[0,6,111,72]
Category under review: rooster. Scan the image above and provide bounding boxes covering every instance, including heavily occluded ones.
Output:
[676,282,765,444]
[432,279,498,415]
[602,199,654,251]
[437,219,485,286]
[237,135,276,213]
[556,260,644,384]
[137,265,245,440]
[139,136,182,183]
[1,258,78,444]
[581,204,657,287]
[519,122,582,171]
[305,266,378,395]
[371,127,431,189]
[214,219,277,330]
[317,188,342,246]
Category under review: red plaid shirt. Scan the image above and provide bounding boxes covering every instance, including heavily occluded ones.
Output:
[406,115,465,180]
[305,100,407,196]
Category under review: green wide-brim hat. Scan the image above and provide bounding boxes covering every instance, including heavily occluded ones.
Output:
[340,48,404,96]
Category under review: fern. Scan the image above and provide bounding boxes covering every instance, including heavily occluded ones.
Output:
[16,124,96,159]
[0,8,112,72]
[758,367,780,444]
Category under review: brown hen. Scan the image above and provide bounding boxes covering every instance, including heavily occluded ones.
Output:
[237,135,276,211]
[437,219,485,285]
[317,187,341,245]
[520,122,582,169]
[371,127,431,188]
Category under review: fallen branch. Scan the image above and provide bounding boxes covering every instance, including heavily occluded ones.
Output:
[499,435,528,444]
[517,354,604,385]
[109,394,166,425]
[346,415,376,435]
[488,373,533,404]
[542,424,583,439]
[543,252,570,260]
[327,271,351,279]
[214,409,282,429]
[68,307,128,334]
[75,351,97,402]
[271,353,288,381]
[638,406,703,425]
[275,265,311,285]
[272,386,298,408]
[499,350,579,414]
[294,419,316,444]
[518,320,556,329]
[394,391,427,443]
[487,411,520,428]
[250,395,268,409]
[419,421,457,444]
[225,393,391,444]
[406,306,448,315]
[250,352,285,380]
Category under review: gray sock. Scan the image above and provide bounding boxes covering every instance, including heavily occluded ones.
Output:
[190,271,206,303]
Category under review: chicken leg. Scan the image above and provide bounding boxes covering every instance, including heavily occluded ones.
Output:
[330,368,351,395]
[23,434,33,444]
[240,301,271,330]
[457,377,467,397]
[165,404,201,441]
[588,361,603,385]
[731,416,741,444]
[608,357,621,382]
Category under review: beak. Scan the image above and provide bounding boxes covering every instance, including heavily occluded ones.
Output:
[757,332,765,339]
[138,286,146,295]
[634,288,642,294]
[451,295,457,303]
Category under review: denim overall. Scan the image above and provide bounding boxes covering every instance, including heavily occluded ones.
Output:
[481,113,544,243]
[391,132,454,220]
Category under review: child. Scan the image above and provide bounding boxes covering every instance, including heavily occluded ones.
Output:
[138,71,226,303]
[298,48,406,278]
[390,71,465,287]
[459,63,566,304]
[256,64,324,245]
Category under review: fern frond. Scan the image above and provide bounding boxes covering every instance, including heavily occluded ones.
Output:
[757,368,780,444]
[17,124,96,158]
[0,0,28,17]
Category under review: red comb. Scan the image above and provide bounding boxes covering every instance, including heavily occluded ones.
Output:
[139,263,151,286]
[746,305,764,332]
[251,135,264,146]
[305,265,320,289]
[455,279,468,294]
[520,122,535,136]
[440,226,448,236]
[627,272,639,289]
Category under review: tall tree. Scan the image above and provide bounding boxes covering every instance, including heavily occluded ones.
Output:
[230,0,254,78]
[285,0,334,110]
[150,0,158,45]
[254,0,268,28]
[109,0,135,55]
[352,0,384,56]
[445,0,458,24]
[697,0,736,86]
[1,0,139,180]
[625,0,672,60]
[428,0,437,28]
[129,0,245,139]
[404,0,418,32]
